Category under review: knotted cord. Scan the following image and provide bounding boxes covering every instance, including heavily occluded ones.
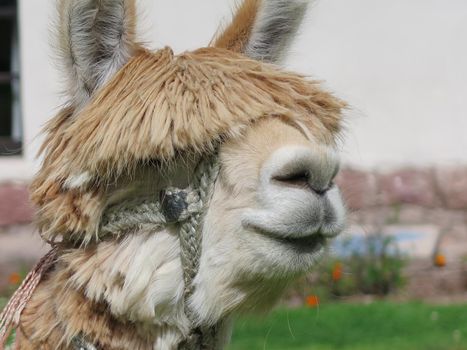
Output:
[0,247,58,349]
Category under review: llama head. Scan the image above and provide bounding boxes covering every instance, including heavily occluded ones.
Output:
[32,0,346,329]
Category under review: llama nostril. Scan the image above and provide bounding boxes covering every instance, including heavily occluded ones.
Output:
[272,169,334,195]
[267,146,339,195]
[272,170,310,189]
[311,183,333,196]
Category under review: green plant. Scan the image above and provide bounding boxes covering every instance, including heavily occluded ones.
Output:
[286,234,407,303]
[349,234,406,296]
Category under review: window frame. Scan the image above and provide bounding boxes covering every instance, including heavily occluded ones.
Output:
[0,0,22,157]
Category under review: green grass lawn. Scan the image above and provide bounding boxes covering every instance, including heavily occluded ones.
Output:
[228,302,467,350]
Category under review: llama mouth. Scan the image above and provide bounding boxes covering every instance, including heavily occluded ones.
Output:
[275,233,326,252]
[249,224,326,252]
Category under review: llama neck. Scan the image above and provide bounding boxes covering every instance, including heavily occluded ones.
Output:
[61,229,234,349]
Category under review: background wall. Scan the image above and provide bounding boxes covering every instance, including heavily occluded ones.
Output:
[3,0,466,181]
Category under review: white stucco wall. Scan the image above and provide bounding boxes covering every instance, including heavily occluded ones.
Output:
[1,0,466,181]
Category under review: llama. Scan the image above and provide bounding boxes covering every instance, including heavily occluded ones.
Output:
[2,0,347,349]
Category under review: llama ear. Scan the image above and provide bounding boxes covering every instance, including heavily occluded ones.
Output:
[57,0,138,109]
[213,0,310,64]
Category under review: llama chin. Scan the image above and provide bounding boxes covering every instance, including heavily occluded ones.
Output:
[8,1,348,349]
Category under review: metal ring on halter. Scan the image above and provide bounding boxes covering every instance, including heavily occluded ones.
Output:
[71,334,99,350]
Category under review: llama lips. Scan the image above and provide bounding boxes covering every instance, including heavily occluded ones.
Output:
[251,225,327,252]
[277,233,327,252]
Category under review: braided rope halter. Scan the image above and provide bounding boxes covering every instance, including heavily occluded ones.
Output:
[0,151,222,350]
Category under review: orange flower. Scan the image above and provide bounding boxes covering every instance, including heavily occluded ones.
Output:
[434,254,446,267]
[332,262,343,281]
[306,295,319,307]
[8,272,21,285]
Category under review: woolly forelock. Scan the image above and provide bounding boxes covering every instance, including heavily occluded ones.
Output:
[31,47,345,242]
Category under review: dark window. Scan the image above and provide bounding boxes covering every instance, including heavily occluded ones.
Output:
[0,0,21,156]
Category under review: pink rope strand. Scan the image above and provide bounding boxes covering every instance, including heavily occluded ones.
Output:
[0,247,58,349]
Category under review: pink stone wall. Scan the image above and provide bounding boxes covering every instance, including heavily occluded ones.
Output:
[336,167,467,211]
[0,183,34,226]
